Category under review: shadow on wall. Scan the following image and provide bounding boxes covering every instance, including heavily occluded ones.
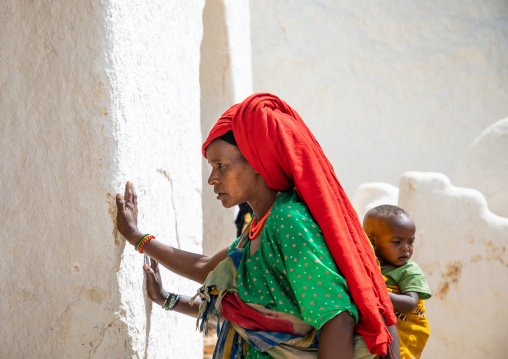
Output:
[199,0,253,255]
[200,0,238,257]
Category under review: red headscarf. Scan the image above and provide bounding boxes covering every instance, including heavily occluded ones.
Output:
[202,93,396,355]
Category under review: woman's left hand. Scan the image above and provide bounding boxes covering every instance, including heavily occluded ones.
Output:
[144,257,167,306]
[116,181,143,245]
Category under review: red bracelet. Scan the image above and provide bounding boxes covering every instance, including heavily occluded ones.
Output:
[138,235,155,253]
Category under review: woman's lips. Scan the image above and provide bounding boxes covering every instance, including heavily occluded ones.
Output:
[216,193,225,200]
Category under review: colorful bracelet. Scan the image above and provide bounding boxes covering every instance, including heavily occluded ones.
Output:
[137,235,155,253]
[162,291,181,311]
[135,234,150,250]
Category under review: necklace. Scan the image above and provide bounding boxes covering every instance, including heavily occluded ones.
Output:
[249,205,273,240]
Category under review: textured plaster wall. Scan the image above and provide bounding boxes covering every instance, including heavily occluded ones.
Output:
[249,0,508,195]
[200,0,252,255]
[1,0,205,357]
[0,1,120,357]
[398,172,508,358]
[455,117,508,218]
[106,1,205,358]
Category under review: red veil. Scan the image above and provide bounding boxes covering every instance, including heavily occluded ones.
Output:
[202,93,396,355]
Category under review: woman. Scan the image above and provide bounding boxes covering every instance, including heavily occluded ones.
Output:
[116,94,399,358]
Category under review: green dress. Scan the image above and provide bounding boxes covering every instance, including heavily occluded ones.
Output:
[381,260,431,299]
[228,191,359,358]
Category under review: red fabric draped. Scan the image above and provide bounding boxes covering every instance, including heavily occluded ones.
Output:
[202,93,396,356]
[222,292,296,334]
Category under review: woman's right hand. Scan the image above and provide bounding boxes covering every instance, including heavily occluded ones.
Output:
[144,257,168,306]
[116,181,144,245]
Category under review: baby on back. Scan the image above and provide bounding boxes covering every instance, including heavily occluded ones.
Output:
[363,205,431,359]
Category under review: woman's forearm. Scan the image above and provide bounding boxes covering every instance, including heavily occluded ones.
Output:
[318,311,355,359]
[117,182,229,284]
[139,239,229,284]
[152,293,201,318]
[172,295,201,318]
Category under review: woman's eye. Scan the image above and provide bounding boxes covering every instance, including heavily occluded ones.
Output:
[218,163,225,168]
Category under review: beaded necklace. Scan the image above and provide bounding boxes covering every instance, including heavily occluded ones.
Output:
[248,205,273,240]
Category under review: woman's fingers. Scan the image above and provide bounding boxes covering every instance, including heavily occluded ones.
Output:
[127,181,133,207]
[115,182,143,245]
[144,259,166,304]
[150,258,160,279]
[144,263,158,285]
[124,181,130,204]
[122,182,138,212]
[132,182,138,207]
[150,257,158,270]
[127,182,132,204]
[144,257,160,281]
[116,193,125,211]
[144,263,154,276]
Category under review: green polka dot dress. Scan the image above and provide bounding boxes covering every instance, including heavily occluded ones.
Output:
[228,191,359,357]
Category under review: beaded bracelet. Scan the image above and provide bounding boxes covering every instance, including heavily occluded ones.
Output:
[135,234,150,250]
[137,235,155,253]
[162,291,181,311]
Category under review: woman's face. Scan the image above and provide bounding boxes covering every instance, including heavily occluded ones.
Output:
[206,139,261,208]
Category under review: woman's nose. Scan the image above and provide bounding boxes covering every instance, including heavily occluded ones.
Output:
[208,169,218,186]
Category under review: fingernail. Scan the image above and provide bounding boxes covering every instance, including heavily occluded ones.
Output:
[143,264,148,270]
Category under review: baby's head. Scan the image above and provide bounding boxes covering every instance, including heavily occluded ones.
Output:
[363,205,416,267]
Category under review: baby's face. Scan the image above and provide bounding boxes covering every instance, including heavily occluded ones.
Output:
[373,217,416,267]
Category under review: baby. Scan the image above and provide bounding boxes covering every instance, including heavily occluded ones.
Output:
[363,205,431,359]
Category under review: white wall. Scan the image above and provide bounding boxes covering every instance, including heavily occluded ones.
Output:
[200,0,253,255]
[351,182,399,223]
[249,0,508,195]
[398,172,508,358]
[106,1,205,357]
[455,117,508,218]
[1,0,205,357]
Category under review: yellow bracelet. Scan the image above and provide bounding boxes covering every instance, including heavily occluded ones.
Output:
[137,235,155,253]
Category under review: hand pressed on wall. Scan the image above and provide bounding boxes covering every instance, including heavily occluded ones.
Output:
[116,181,143,245]
[144,257,167,306]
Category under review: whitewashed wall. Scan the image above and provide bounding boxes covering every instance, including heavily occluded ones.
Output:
[249,0,508,195]
[1,0,205,357]
[455,117,508,218]
[200,0,253,255]
[351,182,399,223]
[107,1,205,358]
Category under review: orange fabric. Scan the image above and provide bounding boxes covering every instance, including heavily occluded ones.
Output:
[202,93,396,355]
